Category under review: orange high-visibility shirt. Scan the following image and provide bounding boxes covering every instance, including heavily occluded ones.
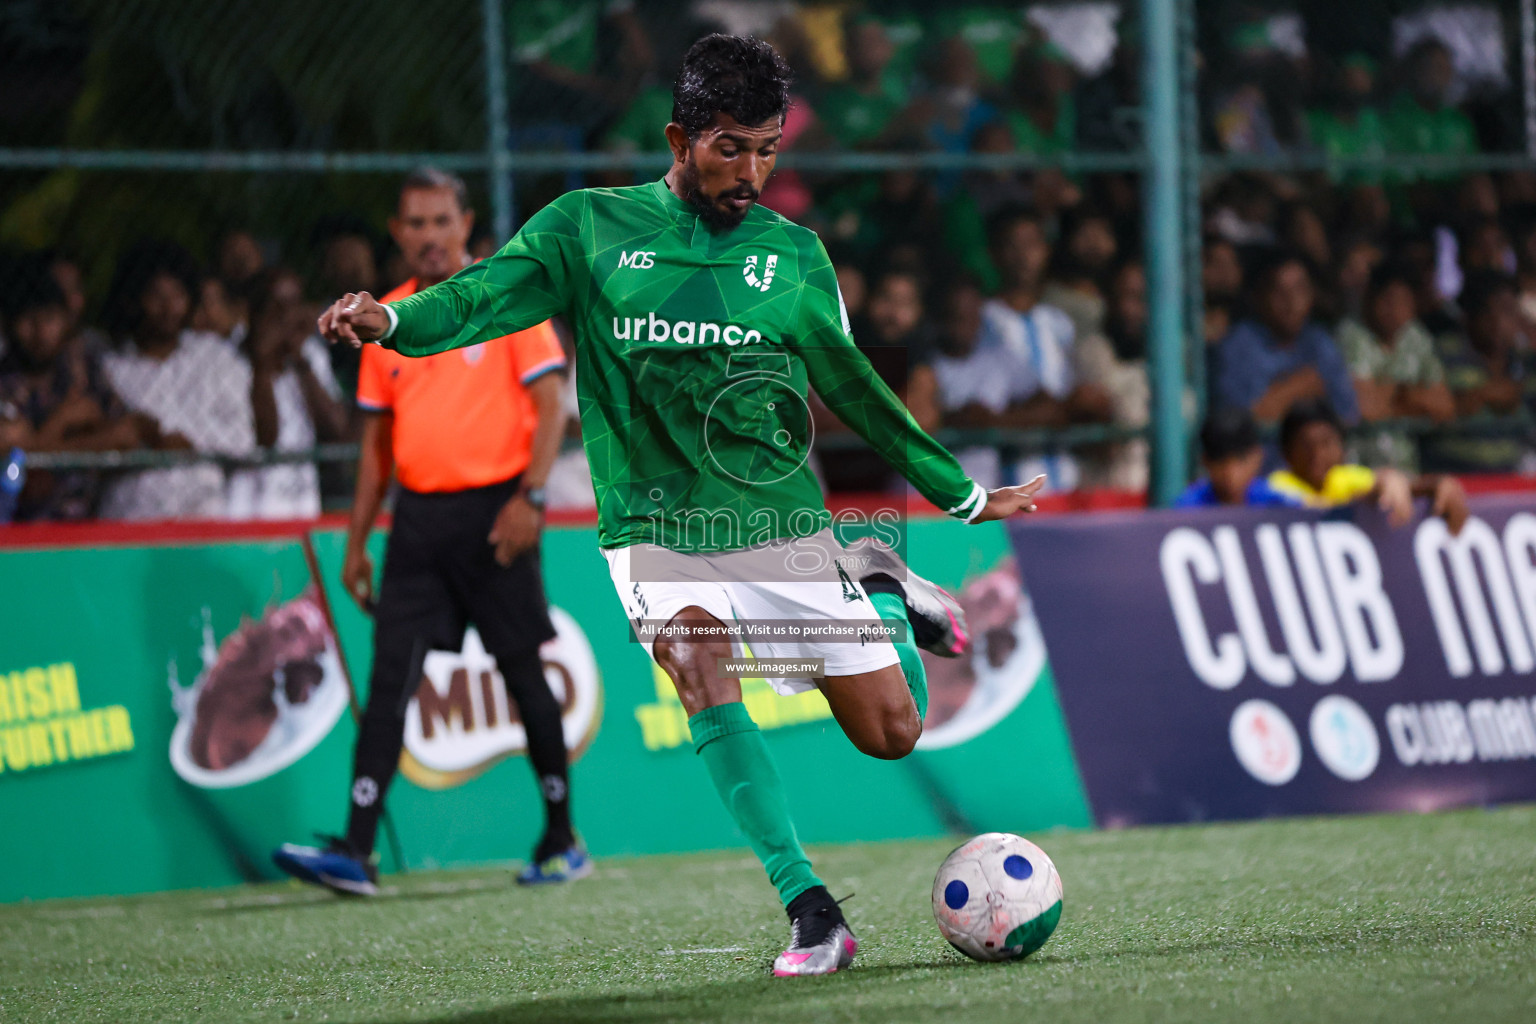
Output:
[356,278,565,493]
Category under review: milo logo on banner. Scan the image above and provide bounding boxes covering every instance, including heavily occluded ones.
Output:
[168,593,349,789]
[400,607,602,789]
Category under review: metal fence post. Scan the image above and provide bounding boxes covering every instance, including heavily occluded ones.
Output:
[1178,0,1204,434]
[1142,0,1188,505]
[481,0,514,241]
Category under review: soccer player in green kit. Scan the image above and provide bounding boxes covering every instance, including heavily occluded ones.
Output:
[319,34,1044,976]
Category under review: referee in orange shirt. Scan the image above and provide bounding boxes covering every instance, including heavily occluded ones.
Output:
[274,169,585,893]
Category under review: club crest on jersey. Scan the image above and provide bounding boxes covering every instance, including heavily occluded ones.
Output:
[743,254,777,292]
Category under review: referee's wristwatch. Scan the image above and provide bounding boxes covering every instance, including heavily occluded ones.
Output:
[519,485,548,512]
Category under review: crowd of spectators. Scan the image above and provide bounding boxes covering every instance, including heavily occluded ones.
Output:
[2,3,1536,523]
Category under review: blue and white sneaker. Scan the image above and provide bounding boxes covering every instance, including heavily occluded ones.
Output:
[272,835,379,896]
[516,842,593,885]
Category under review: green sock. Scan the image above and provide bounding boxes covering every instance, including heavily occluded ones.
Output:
[870,590,928,720]
[690,703,822,908]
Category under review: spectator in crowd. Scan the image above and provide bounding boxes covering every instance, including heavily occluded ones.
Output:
[914,35,997,157]
[1212,71,1283,156]
[977,207,1111,490]
[1203,235,1244,305]
[1004,41,1078,158]
[215,228,266,294]
[313,216,379,300]
[1175,406,1299,508]
[1397,229,1461,336]
[1215,249,1359,426]
[1457,216,1512,276]
[228,267,349,519]
[817,16,905,149]
[1305,54,1386,179]
[905,273,1017,487]
[1511,214,1536,331]
[1042,206,1119,342]
[817,267,931,493]
[507,0,653,134]
[1075,259,1150,490]
[1207,173,1278,247]
[1268,398,1467,534]
[1334,234,1384,321]
[0,258,145,520]
[1278,202,1331,273]
[44,251,109,357]
[98,241,256,521]
[191,275,246,345]
[1337,261,1454,469]
[311,216,380,401]
[942,120,1031,292]
[1385,38,1478,173]
[1426,270,1536,473]
[825,159,945,262]
[831,253,868,325]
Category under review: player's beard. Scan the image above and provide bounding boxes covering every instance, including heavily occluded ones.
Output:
[679,160,759,232]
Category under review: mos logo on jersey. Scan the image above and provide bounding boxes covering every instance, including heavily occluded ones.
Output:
[618,250,656,269]
[744,254,777,292]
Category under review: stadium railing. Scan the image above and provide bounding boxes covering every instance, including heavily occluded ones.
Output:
[21,415,1535,474]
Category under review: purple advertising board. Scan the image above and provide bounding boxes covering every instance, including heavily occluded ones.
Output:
[1009,495,1536,827]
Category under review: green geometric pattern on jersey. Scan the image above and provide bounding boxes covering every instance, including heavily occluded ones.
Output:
[388,180,981,551]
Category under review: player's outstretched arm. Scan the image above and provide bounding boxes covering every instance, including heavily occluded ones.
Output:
[970,476,1048,523]
[321,196,581,357]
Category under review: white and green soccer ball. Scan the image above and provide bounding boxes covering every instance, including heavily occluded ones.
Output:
[932,832,1063,962]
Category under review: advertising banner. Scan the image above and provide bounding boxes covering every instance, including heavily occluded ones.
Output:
[0,538,358,902]
[3,517,1090,902]
[1009,496,1536,827]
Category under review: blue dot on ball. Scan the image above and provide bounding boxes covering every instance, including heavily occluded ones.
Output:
[1003,854,1033,880]
[943,879,969,909]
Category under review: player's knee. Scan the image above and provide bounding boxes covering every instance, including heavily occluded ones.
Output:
[854,703,921,760]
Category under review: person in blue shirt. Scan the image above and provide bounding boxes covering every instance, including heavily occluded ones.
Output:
[1215,250,1360,426]
[1176,406,1301,508]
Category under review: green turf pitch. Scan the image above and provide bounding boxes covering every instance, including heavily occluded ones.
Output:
[3,807,1533,1024]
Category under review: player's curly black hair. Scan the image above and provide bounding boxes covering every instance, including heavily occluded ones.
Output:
[672,34,792,139]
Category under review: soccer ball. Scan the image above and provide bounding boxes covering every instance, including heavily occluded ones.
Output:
[932,832,1063,962]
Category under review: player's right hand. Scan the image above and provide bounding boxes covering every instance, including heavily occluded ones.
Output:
[342,544,376,611]
[318,292,389,348]
[971,475,1048,523]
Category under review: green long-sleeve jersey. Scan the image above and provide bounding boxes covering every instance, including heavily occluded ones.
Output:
[385,179,985,551]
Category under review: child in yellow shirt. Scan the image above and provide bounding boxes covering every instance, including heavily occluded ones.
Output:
[1268,398,1468,533]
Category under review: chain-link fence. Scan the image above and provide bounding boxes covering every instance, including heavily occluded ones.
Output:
[2,0,1535,522]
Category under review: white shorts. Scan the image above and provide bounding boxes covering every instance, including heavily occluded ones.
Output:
[604,529,900,695]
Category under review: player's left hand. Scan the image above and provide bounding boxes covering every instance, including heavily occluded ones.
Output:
[489,494,543,566]
[970,475,1048,523]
